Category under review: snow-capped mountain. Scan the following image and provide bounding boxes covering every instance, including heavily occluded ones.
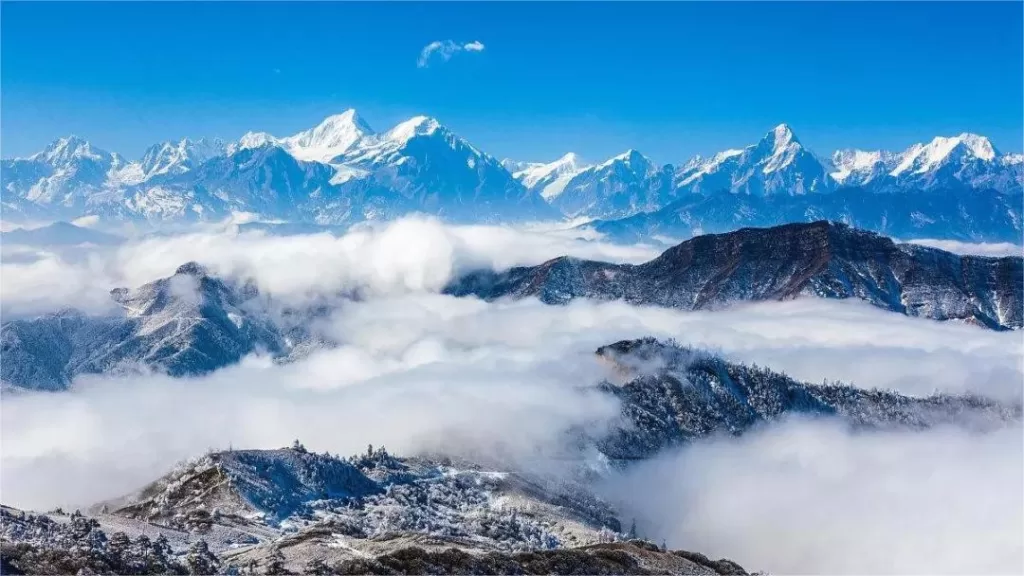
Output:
[229,109,373,163]
[2,136,128,211]
[2,111,556,225]
[675,124,833,196]
[448,221,1023,330]
[830,148,900,186]
[836,133,1024,192]
[328,115,559,222]
[2,117,1021,238]
[134,137,227,182]
[512,153,591,200]
[512,150,674,220]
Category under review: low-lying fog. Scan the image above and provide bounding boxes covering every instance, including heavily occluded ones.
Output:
[2,217,1021,574]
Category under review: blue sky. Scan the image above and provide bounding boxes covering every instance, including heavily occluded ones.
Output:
[2,2,1021,163]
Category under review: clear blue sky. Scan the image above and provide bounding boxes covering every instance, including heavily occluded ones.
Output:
[2,2,1021,163]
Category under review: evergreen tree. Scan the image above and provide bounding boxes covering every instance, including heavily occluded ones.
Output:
[185,539,220,575]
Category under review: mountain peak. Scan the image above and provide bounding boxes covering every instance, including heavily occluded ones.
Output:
[306,109,373,137]
[282,109,373,162]
[556,152,582,166]
[175,261,210,277]
[32,135,109,165]
[387,115,443,142]
[891,132,1001,177]
[233,131,278,153]
[603,149,649,167]
[955,132,997,160]
[766,123,798,148]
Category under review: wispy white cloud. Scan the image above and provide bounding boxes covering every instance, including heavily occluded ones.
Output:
[417,40,486,68]
[903,238,1022,257]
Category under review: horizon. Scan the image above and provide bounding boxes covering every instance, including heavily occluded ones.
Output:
[2,2,1021,163]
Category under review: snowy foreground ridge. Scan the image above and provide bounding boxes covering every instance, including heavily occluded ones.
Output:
[2,111,1022,242]
[2,337,1018,574]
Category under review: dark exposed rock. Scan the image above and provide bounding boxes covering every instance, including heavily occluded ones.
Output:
[596,337,1021,460]
[447,221,1022,330]
[325,541,747,575]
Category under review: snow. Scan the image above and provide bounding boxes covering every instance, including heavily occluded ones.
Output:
[513,152,590,200]
[386,116,441,143]
[233,131,278,153]
[891,133,998,176]
[279,109,373,163]
[830,149,891,184]
[329,164,371,185]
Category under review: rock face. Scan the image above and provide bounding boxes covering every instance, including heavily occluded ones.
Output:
[595,338,1020,460]
[0,262,290,391]
[447,221,1023,330]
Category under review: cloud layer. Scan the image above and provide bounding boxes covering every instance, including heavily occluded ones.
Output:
[604,419,1023,574]
[1,217,1020,574]
[905,238,1022,257]
[417,40,486,68]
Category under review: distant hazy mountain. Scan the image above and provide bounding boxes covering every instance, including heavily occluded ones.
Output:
[1,221,122,246]
[589,186,1023,244]
[2,115,1021,241]
[447,221,1023,331]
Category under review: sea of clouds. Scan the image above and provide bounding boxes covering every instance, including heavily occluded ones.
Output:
[1,217,1021,574]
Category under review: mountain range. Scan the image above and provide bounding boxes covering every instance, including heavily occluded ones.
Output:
[3,112,1021,242]
[3,222,1020,392]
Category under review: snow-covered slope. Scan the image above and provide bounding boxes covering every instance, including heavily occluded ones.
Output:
[327,116,559,223]
[676,124,833,196]
[837,133,1023,192]
[2,136,129,212]
[512,153,591,200]
[515,150,674,220]
[278,109,373,163]
[135,138,227,182]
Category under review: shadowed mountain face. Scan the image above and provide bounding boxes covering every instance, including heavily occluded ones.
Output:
[594,338,1020,461]
[446,221,1022,330]
[0,263,289,391]
[589,186,1024,245]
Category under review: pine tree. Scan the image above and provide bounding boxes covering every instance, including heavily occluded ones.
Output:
[185,539,220,575]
